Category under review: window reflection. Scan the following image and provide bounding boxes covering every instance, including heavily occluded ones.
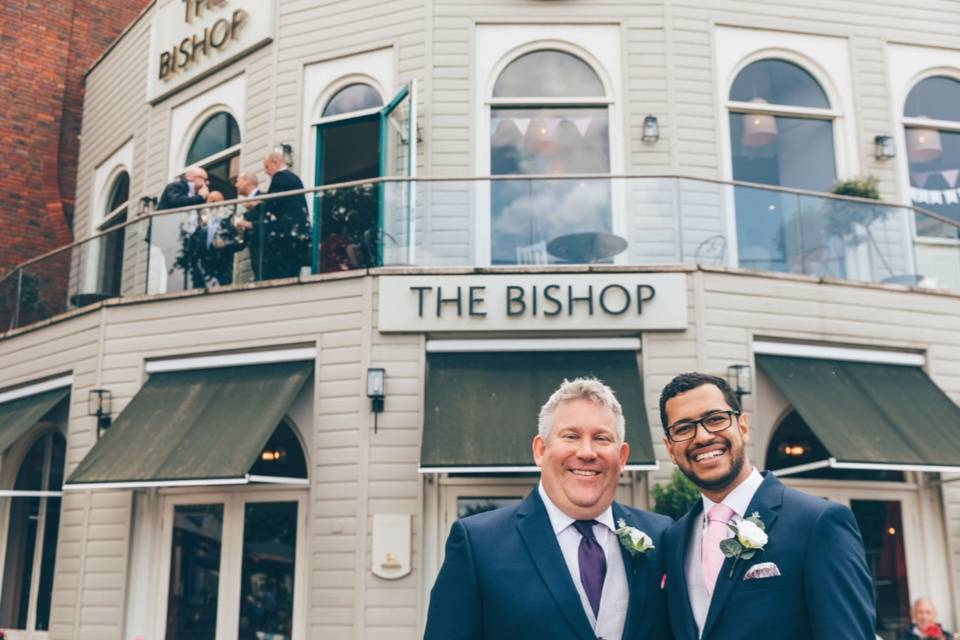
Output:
[489,50,612,265]
[165,504,224,640]
[238,502,298,640]
[904,76,960,239]
[186,112,241,200]
[322,83,383,117]
[728,60,839,274]
[97,171,130,297]
[850,500,910,640]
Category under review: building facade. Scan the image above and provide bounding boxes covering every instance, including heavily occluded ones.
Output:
[1,1,960,639]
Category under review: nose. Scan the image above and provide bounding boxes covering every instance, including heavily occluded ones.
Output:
[576,437,597,460]
[691,422,717,446]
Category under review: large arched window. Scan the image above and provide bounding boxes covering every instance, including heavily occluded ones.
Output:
[489,49,612,265]
[728,59,841,274]
[96,170,130,297]
[0,431,65,632]
[186,111,241,200]
[904,75,960,239]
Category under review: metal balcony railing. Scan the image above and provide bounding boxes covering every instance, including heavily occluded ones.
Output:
[1,174,958,333]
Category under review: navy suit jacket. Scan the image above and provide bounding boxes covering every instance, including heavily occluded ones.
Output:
[157,178,205,211]
[664,472,876,640]
[424,490,673,640]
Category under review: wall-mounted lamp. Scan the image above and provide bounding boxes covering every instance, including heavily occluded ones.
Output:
[874,135,896,160]
[778,441,809,457]
[138,196,157,216]
[260,446,287,462]
[642,115,660,143]
[88,389,113,437]
[275,143,295,168]
[367,367,386,433]
[725,364,752,407]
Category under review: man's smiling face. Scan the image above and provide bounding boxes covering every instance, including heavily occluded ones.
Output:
[533,398,628,520]
[663,383,751,497]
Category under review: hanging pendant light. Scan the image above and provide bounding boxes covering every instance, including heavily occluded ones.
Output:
[906,127,943,163]
[741,98,778,148]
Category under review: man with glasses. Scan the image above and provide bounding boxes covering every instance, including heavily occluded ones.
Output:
[658,372,875,640]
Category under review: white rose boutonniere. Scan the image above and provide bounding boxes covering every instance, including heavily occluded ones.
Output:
[615,518,654,558]
[721,511,767,577]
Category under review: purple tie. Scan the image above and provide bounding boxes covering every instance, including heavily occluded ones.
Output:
[573,520,606,618]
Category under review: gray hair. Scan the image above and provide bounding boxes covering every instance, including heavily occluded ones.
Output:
[537,377,626,442]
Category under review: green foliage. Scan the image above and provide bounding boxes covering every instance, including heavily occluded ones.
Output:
[719,538,742,558]
[651,468,700,520]
[830,175,881,200]
[825,174,889,243]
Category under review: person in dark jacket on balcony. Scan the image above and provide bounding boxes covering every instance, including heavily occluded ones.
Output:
[257,151,310,280]
[157,166,209,210]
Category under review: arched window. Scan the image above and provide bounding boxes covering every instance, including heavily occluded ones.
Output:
[0,432,65,632]
[765,410,903,481]
[728,59,839,273]
[97,170,130,296]
[903,75,960,238]
[489,49,612,265]
[186,111,241,199]
[322,83,383,118]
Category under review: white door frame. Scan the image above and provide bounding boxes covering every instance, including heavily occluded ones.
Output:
[154,489,308,640]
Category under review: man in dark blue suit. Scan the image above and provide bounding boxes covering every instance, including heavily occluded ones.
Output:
[424,378,673,640]
[659,373,876,640]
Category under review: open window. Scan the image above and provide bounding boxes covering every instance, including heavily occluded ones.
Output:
[312,83,415,273]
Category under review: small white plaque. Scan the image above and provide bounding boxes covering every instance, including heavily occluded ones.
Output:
[377,273,688,333]
[371,514,411,580]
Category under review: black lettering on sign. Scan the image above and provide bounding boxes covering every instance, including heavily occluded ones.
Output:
[636,285,655,313]
[468,286,487,317]
[436,286,463,317]
[568,285,594,316]
[410,287,431,317]
[599,284,630,315]
[506,286,526,316]
[542,284,562,316]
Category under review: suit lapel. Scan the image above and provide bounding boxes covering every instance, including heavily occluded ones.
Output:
[700,473,784,639]
[515,492,595,640]
[612,503,648,640]
[670,504,703,640]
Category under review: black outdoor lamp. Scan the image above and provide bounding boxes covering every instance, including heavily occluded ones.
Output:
[138,196,157,216]
[88,389,113,437]
[642,115,660,143]
[276,143,295,168]
[726,364,752,407]
[874,135,896,160]
[367,367,386,433]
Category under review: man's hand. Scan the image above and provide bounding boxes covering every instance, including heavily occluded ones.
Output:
[234,218,253,231]
[198,185,210,199]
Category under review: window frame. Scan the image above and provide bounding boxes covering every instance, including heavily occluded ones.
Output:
[0,428,66,637]
[473,26,626,266]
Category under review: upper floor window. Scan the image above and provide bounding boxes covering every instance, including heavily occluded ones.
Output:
[904,75,960,239]
[489,49,612,265]
[97,170,130,296]
[728,59,840,274]
[186,111,241,199]
[0,431,65,632]
[322,83,383,118]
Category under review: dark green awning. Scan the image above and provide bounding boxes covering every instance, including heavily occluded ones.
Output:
[66,361,311,489]
[0,387,69,454]
[420,350,656,472]
[758,354,960,473]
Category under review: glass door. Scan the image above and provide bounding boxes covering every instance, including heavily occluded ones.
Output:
[782,483,917,640]
[157,492,306,640]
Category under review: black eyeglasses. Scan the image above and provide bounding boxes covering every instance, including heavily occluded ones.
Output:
[666,410,739,443]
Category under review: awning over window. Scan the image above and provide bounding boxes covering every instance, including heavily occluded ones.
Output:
[65,361,312,489]
[420,350,657,473]
[758,354,960,474]
[0,387,69,454]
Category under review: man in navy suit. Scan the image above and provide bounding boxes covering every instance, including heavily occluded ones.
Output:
[659,373,876,640]
[259,151,310,280]
[424,378,672,640]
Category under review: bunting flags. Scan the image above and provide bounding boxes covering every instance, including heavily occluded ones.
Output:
[910,167,960,206]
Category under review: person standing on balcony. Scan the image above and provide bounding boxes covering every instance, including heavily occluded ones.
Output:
[158,166,209,210]
[259,151,310,280]
[233,171,265,280]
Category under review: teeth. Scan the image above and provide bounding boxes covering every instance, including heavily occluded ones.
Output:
[571,470,599,476]
[695,450,724,462]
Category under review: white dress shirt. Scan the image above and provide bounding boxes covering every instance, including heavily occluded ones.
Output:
[685,468,764,637]
[538,483,630,640]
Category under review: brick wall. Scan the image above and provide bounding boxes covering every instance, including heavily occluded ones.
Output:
[0,0,150,278]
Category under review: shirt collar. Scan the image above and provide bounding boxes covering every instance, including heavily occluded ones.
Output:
[701,467,763,520]
[538,482,616,535]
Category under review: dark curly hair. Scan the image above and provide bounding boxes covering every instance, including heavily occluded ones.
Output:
[658,372,740,433]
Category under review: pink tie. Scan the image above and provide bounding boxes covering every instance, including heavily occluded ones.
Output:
[701,503,736,596]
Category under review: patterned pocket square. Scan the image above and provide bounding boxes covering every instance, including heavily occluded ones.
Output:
[743,562,781,580]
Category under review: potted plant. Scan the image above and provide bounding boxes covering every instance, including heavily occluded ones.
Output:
[652,468,700,520]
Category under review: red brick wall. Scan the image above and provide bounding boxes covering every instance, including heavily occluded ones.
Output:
[0,0,150,278]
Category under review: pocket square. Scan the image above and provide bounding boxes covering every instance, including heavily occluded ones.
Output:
[743,562,781,580]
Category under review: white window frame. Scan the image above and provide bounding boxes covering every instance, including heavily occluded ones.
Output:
[168,74,246,181]
[887,43,960,247]
[153,488,309,640]
[0,429,66,639]
[714,27,859,267]
[473,24,627,266]
[299,48,395,190]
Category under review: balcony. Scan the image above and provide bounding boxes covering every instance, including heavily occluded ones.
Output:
[1,175,958,333]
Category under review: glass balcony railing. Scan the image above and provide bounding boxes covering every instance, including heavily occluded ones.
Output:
[1,175,958,333]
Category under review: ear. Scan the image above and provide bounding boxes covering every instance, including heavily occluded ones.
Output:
[738,412,750,443]
[532,434,546,467]
[618,441,629,469]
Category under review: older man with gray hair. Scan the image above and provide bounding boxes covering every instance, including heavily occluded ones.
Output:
[424,377,672,640]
